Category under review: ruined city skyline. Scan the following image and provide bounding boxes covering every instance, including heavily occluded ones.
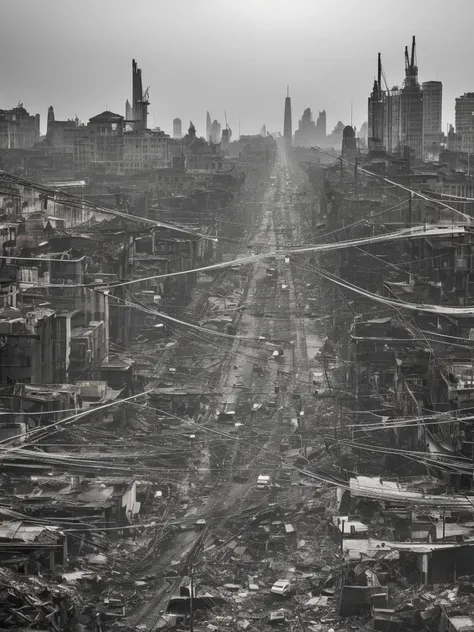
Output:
[1,0,473,138]
[4,1,474,628]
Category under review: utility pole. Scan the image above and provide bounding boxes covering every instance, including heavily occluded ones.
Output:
[354,157,358,195]
[190,564,194,632]
[311,195,317,231]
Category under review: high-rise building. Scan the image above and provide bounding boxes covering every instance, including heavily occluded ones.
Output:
[283,88,292,144]
[341,125,358,159]
[125,99,133,121]
[399,36,423,160]
[455,93,474,153]
[358,121,368,149]
[173,118,182,140]
[422,81,442,160]
[210,119,221,144]
[367,53,385,153]
[206,111,212,142]
[221,126,232,150]
[47,106,55,135]
[294,107,317,147]
[383,87,401,154]
[327,121,345,148]
[131,59,149,131]
[315,110,326,144]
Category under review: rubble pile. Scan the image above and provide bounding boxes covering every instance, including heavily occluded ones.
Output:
[0,566,88,630]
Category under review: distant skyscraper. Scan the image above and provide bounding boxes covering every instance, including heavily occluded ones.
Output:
[455,92,474,153]
[211,119,221,144]
[383,87,401,154]
[315,110,326,144]
[422,81,442,160]
[221,126,232,149]
[173,118,182,139]
[206,111,212,142]
[327,121,345,149]
[283,87,292,144]
[47,106,55,135]
[341,125,358,159]
[455,93,474,134]
[260,124,267,137]
[125,99,133,121]
[131,59,149,130]
[367,53,385,153]
[399,36,423,160]
[294,107,317,147]
[187,121,196,140]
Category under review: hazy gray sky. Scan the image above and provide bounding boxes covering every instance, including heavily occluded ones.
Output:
[1,0,473,137]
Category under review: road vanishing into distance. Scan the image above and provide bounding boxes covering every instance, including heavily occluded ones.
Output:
[126,144,324,630]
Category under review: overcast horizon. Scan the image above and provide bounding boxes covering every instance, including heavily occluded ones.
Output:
[1,0,473,138]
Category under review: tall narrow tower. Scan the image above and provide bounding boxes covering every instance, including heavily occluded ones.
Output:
[125,99,133,121]
[283,86,292,144]
[173,118,182,139]
[132,59,149,131]
[399,36,423,160]
[422,81,442,160]
[367,53,385,153]
[47,106,55,135]
[206,111,212,142]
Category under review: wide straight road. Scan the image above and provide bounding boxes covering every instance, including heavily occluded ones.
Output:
[127,144,317,630]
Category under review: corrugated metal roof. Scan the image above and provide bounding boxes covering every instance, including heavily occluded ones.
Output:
[349,476,474,511]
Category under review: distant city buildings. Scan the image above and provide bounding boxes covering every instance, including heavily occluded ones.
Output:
[46,106,84,154]
[358,121,368,149]
[327,121,345,148]
[294,107,317,147]
[341,125,358,159]
[221,125,232,150]
[455,92,474,153]
[130,59,149,131]
[315,110,327,144]
[399,37,423,160]
[206,111,212,142]
[210,119,221,144]
[74,110,169,175]
[173,117,182,140]
[0,104,40,149]
[125,99,133,121]
[384,87,401,155]
[283,88,292,144]
[367,37,442,162]
[367,54,385,153]
[204,112,222,144]
[293,107,342,150]
[422,81,443,160]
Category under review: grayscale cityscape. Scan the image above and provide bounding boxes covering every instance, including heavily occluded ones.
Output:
[1,1,474,630]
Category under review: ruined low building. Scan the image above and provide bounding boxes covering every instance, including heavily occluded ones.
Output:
[0,307,60,385]
[5,476,141,530]
[0,520,67,573]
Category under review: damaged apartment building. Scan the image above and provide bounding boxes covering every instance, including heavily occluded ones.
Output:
[299,138,474,630]
[0,123,246,626]
[0,158,242,406]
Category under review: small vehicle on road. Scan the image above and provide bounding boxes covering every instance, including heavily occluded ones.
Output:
[256,474,272,491]
[270,580,291,596]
